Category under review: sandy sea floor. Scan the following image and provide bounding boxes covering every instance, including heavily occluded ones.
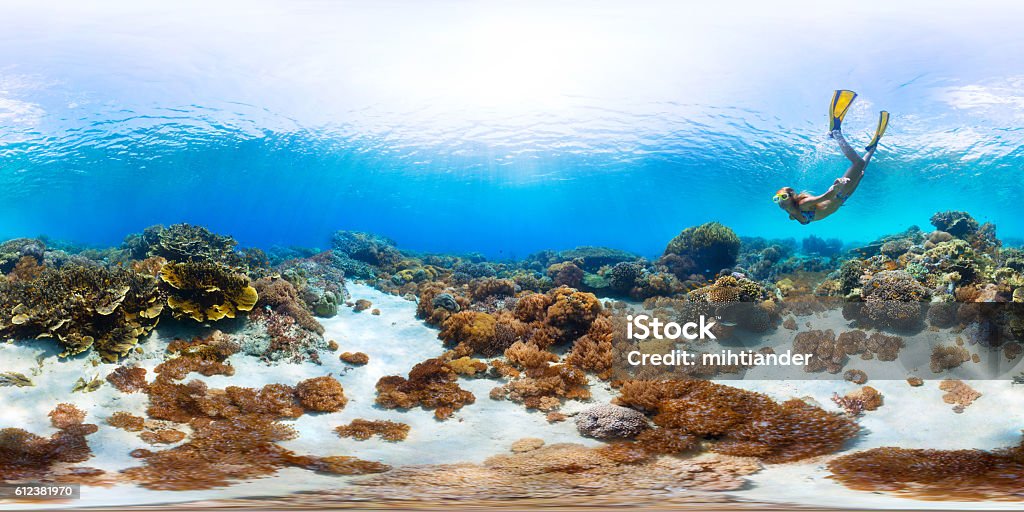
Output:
[1,284,1022,510]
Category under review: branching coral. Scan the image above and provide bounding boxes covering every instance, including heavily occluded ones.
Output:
[613,379,858,463]
[335,419,410,442]
[160,262,257,322]
[375,357,476,420]
[0,264,162,361]
[939,379,981,413]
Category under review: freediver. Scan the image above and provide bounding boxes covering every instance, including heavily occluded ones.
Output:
[774,90,888,224]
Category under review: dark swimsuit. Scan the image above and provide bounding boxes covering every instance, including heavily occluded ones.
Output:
[800,209,815,223]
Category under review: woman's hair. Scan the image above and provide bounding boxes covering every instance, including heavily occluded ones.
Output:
[776,187,809,206]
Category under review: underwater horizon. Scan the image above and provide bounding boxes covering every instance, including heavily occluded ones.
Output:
[3,0,1024,258]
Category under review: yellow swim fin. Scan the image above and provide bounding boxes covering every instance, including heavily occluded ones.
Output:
[865,110,889,151]
[828,89,857,134]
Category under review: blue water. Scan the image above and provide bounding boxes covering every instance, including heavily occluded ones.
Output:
[2,1,1024,258]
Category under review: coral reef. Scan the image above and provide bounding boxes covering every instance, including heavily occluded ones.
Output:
[664,222,741,275]
[831,386,883,415]
[0,237,45,274]
[0,265,162,361]
[335,419,410,442]
[133,224,246,267]
[575,404,649,439]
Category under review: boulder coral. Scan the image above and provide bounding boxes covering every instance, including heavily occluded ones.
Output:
[0,265,163,361]
[160,262,258,322]
[664,222,741,275]
[857,270,931,330]
[575,404,649,439]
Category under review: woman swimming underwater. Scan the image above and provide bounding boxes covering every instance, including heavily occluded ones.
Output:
[774,90,888,224]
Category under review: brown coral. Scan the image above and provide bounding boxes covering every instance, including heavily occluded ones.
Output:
[939,379,981,413]
[335,419,410,442]
[1,405,98,481]
[253,277,324,334]
[294,376,348,412]
[140,429,187,444]
[930,344,970,373]
[108,411,145,432]
[828,441,1024,501]
[353,299,373,312]
[614,379,858,463]
[106,366,148,393]
[375,357,476,420]
[340,351,369,365]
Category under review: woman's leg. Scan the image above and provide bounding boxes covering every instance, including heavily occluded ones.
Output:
[832,130,865,166]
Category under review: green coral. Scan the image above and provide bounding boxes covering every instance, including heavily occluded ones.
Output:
[664,222,741,275]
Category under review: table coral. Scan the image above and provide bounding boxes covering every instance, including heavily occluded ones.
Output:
[613,379,858,463]
[139,223,246,267]
[0,264,163,361]
[335,419,410,442]
[160,261,258,322]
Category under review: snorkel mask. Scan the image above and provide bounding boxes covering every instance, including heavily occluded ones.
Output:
[772,191,790,204]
